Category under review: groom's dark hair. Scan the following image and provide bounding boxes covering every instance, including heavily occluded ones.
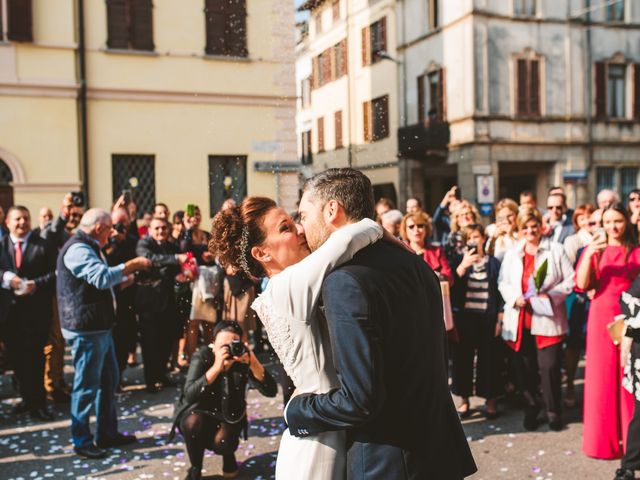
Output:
[303,168,375,221]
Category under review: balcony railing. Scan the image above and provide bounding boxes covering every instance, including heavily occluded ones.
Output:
[398,121,450,159]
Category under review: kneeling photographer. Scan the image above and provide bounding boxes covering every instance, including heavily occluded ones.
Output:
[136,216,188,392]
[168,320,277,480]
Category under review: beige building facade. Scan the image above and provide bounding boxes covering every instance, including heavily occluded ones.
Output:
[297,0,400,205]
[0,0,297,218]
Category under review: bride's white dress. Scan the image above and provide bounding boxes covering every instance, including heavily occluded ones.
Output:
[251,219,382,480]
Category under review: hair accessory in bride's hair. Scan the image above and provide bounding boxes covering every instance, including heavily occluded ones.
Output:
[237,224,251,275]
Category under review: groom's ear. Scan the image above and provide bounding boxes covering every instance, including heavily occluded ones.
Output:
[251,245,270,264]
[324,199,340,224]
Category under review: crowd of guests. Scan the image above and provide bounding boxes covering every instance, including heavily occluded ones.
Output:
[0,194,278,478]
[375,185,640,480]
[4,183,640,479]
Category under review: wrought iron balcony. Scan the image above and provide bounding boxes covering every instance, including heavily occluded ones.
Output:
[398,121,450,159]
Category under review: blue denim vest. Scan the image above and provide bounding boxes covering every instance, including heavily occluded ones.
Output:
[56,231,115,332]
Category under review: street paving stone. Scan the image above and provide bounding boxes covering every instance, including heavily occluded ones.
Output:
[0,356,620,479]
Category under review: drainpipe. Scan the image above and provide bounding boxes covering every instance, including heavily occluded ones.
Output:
[346,1,353,168]
[584,0,594,200]
[76,0,89,204]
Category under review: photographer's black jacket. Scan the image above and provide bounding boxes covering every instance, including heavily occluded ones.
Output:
[167,345,277,442]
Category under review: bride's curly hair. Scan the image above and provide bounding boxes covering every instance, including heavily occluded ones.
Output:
[209,197,277,277]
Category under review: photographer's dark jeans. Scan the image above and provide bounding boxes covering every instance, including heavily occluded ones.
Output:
[63,329,119,448]
[179,411,242,470]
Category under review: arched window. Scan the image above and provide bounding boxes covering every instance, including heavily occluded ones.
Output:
[0,159,14,213]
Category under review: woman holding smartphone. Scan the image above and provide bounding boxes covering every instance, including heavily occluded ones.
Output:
[577,203,640,460]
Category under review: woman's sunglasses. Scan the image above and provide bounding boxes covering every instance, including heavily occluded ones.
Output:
[407,224,427,230]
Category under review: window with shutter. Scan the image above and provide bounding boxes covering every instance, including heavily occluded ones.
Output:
[106,0,154,51]
[205,0,247,57]
[301,131,312,165]
[370,17,386,64]
[112,154,156,217]
[372,95,389,141]
[311,56,318,89]
[335,111,343,149]
[428,0,438,29]
[208,155,247,216]
[607,64,626,118]
[301,77,311,108]
[606,1,624,22]
[595,61,606,118]
[425,69,445,121]
[0,1,4,41]
[634,64,640,119]
[7,0,33,42]
[333,44,341,80]
[417,74,426,124]
[361,27,370,67]
[514,0,536,16]
[130,0,154,51]
[322,49,331,84]
[315,12,322,35]
[437,68,446,121]
[363,101,371,142]
[340,39,347,76]
[317,117,325,153]
[516,58,540,117]
[332,0,340,22]
[316,53,324,87]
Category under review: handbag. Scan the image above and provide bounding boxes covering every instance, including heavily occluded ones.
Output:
[607,315,627,345]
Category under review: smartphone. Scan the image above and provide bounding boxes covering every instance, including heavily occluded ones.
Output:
[453,186,461,200]
[595,227,606,243]
[467,242,478,255]
[122,189,132,205]
[186,203,196,217]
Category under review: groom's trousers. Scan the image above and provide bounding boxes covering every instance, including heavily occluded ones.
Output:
[347,441,464,480]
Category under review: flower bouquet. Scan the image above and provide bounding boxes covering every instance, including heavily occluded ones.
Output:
[524,259,554,316]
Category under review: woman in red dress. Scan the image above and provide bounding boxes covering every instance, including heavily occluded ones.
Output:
[577,203,640,459]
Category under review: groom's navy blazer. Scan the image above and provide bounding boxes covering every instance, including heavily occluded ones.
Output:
[285,240,477,479]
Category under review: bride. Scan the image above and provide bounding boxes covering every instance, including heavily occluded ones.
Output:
[210,197,384,479]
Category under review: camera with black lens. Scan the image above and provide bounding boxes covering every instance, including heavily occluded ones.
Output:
[467,242,478,255]
[226,340,247,357]
[113,221,127,234]
[70,191,85,207]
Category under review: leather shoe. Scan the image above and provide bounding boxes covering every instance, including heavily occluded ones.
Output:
[184,466,201,480]
[11,400,29,415]
[47,389,71,404]
[222,452,239,478]
[74,444,108,459]
[96,433,137,448]
[614,468,635,480]
[30,407,54,421]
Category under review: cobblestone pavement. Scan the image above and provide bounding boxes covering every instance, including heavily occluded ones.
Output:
[0,354,622,480]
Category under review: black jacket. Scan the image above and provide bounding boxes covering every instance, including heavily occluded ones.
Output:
[0,233,56,331]
[135,236,181,313]
[285,241,477,479]
[167,345,277,442]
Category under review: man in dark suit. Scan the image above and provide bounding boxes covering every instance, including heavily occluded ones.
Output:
[288,169,477,479]
[135,216,186,392]
[0,206,56,420]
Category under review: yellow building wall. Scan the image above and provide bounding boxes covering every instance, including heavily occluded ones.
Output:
[87,99,284,217]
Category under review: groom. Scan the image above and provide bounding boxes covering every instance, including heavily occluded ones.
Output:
[287,168,477,479]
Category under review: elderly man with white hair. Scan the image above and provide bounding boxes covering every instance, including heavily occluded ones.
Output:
[57,208,151,459]
[381,209,404,238]
[597,189,620,210]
